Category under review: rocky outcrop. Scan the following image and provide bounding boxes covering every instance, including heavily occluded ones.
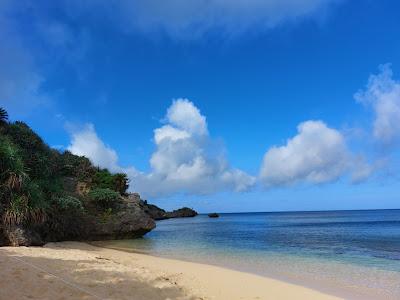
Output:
[208,213,219,218]
[61,177,90,197]
[141,202,168,220]
[3,225,44,246]
[166,207,198,218]
[0,228,7,247]
[1,193,156,247]
[139,200,198,220]
[88,195,156,240]
[0,187,197,247]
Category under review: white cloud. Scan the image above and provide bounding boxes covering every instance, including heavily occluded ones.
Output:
[62,0,339,39]
[350,157,374,184]
[135,99,256,197]
[67,99,255,198]
[166,99,208,135]
[67,123,121,173]
[355,64,400,148]
[260,120,368,187]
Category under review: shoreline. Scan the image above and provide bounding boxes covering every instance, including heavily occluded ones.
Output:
[92,240,398,300]
[0,241,341,300]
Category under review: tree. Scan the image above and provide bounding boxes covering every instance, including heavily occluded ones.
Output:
[0,107,8,123]
[113,173,129,195]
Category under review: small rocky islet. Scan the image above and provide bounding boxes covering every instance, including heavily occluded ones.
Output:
[208,213,219,218]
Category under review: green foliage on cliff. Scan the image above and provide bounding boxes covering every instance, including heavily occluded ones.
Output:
[52,195,84,212]
[92,169,129,195]
[0,107,129,233]
[88,188,121,210]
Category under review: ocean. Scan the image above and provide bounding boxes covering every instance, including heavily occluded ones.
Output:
[99,209,400,299]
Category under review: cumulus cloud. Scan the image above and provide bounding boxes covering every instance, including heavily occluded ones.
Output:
[67,99,255,198]
[136,99,255,197]
[67,123,121,173]
[260,120,370,187]
[61,0,339,39]
[355,64,400,148]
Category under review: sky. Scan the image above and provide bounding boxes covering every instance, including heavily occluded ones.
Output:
[1,0,400,212]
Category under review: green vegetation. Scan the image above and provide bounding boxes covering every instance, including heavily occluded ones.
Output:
[0,107,131,243]
[88,188,121,210]
[52,195,84,212]
[0,107,8,124]
[92,169,129,195]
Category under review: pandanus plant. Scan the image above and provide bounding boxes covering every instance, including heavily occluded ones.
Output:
[0,114,47,228]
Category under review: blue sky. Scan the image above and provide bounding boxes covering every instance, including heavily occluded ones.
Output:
[1,0,400,212]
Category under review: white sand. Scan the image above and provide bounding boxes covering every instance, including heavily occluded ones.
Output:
[0,242,342,300]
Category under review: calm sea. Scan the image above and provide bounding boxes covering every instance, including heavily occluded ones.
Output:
[99,209,400,299]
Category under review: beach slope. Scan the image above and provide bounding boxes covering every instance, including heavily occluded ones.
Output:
[0,242,340,300]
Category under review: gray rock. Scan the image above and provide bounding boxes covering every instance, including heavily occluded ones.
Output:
[208,213,219,218]
[88,195,156,240]
[166,207,198,218]
[0,228,6,246]
[0,190,157,247]
[4,225,45,246]
[142,203,169,220]
[138,198,198,220]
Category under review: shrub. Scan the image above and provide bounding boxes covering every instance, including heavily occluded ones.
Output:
[92,169,129,195]
[92,169,114,189]
[112,173,129,195]
[53,195,84,212]
[0,136,48,227]
[44,196,87,242]
[88,188,120,210]
[5,121,55,180]
[0,136,25,183]
[59,151,95,180]
[3,181,47,227]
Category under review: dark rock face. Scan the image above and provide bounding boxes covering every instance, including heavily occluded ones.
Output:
[208,213,219,218]
[166,207,198,218]
[142,203,168,220]
[0,228,6,246]
[4,225,45,246]
[88,195,156,240]
[1,193,156,247]
[139,199,198,220]
[0,188,198,247]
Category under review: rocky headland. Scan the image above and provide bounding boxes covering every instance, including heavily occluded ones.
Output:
[0,110,197,247]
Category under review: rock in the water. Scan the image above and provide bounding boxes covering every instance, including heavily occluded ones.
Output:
[139,199,198,220]
[208,213,219,218]
[142,203,169,220]
[166,207,198,218]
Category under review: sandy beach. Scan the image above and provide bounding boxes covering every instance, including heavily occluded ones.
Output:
[0,242,341,300]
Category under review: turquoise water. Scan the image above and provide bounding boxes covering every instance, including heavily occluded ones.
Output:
[101,210,400,299]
